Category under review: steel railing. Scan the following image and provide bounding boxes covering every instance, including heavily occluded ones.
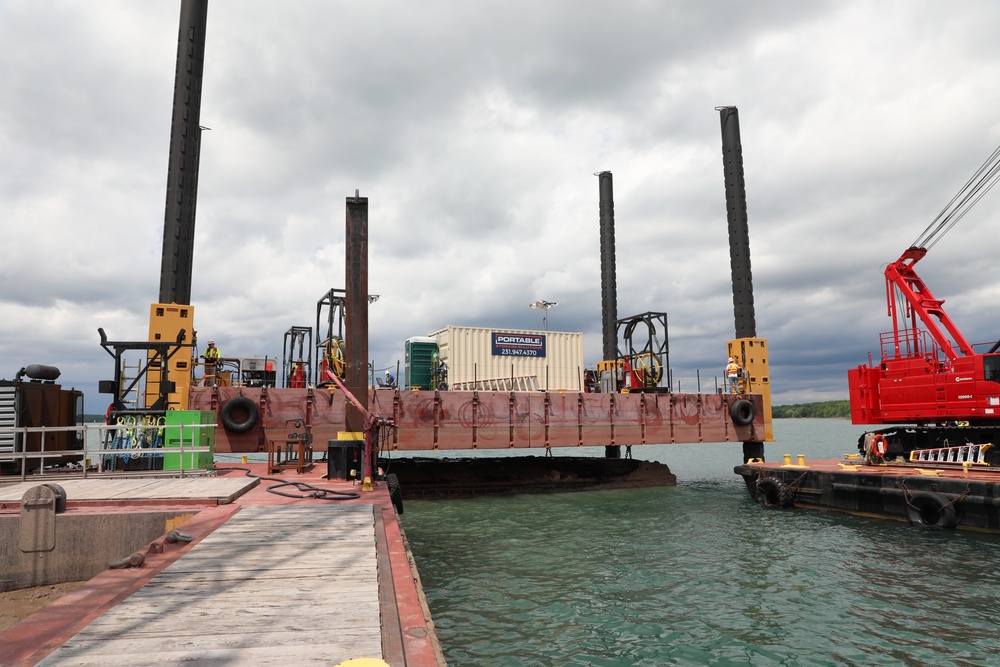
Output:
[0,422,216,483]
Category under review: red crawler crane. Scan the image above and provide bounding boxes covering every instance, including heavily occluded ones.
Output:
[848,145,1000,462]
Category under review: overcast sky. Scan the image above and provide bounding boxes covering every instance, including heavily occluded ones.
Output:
[4,0,1000,409]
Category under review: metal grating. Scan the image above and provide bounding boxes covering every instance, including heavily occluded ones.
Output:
[0,385,16,453]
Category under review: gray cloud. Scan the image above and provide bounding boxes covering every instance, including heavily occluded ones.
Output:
[4,0,1000,411]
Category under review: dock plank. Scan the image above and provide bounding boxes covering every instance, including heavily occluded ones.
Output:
[0,477,256,503]
[36,504,384,666]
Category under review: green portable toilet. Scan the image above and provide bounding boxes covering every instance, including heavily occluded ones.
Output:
[163,410,215,471]
[405,336,438,390]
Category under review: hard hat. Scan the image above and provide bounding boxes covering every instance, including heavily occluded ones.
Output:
[385,370,391,376]
[728,357,734,362]
[208,340,215,345]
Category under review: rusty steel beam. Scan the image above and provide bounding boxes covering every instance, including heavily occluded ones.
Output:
[345,193,369,433]
[597,171,618,362]
[159,0,208,305]
[718,106,757,339]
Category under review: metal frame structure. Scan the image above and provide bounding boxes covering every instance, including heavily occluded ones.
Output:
[617,312,669,392]
[316,288,347,386]
[98,327,187,414]
[282,326,313,388]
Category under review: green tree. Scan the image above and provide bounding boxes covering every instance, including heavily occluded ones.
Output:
[772,400,850,418]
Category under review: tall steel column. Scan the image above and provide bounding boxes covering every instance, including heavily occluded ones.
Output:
[159,0,209,305]
[345,193,370,433]
[597,171,621,459]
[718,106,757,339]
[597,171,618,362]
[719,106,766,463]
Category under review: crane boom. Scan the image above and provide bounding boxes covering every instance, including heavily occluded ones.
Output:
[884,246,974,362]
[849,145,1000,465]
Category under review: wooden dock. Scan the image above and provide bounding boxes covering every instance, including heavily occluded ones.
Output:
[0,465,444,666]
[36,505,382,665]
[0,477,256,504]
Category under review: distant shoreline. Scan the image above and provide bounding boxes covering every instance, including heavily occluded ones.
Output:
[771,400,849,419]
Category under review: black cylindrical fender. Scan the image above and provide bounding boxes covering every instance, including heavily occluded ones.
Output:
[730,399,755,426]
[219,396,259,434]
[905,492,958,529]
[755,477,794,508]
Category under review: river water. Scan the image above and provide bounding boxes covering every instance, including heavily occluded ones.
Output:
[398,419,1000,666]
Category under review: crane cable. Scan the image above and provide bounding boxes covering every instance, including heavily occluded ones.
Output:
[912,143,1000,251]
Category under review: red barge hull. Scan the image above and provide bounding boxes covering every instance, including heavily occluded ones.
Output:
[191,387,765,453]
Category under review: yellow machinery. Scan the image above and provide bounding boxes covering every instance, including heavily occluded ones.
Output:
[595,359,619,375]
[727,336,773,442]
[144,303,195,411]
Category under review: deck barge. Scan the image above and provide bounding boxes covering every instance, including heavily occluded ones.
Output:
[736,455,1000,531]
[0,463,444,666]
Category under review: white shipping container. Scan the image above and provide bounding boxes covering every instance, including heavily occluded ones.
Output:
[428,325,584,391]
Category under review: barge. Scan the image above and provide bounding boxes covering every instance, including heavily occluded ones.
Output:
[736,452,1000,531]
[738,142,1000,531]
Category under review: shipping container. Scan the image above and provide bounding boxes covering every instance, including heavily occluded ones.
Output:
[427,326,584,391]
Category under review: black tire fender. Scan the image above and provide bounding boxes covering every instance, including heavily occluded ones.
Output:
[730,399,755,426]
[755,477,794,508]
[219,396,259,434]
[905,491,958,529]
[385,473,403,515]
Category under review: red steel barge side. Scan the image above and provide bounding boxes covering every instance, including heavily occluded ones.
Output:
[191,386,765,454]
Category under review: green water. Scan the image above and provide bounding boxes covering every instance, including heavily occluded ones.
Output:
[399,420,1000,666]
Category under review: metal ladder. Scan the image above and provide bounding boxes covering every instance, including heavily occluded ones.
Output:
[118,358,143,410]
[451,375,540,392]
[909,443,992,464]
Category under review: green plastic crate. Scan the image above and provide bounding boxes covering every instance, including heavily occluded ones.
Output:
[163,410,215,470]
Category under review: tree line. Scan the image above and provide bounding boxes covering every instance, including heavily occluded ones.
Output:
[771,400,850,418]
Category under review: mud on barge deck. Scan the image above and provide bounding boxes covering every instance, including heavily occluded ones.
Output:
[736,455,1000,531]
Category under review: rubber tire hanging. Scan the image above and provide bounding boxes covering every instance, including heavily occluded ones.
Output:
[219,396,259,434]
[730,399,755,426]
[755,477,794,508]
[386,473,404,515]
[905,491,958,529]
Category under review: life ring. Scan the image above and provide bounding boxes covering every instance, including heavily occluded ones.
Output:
[730,399,755,426]
[755,477,794,508]
[904,491,958,529]
[870,433,888,457]
[219,396,259,434]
